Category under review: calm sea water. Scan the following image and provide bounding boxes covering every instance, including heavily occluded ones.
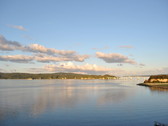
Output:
[0,79,168,126]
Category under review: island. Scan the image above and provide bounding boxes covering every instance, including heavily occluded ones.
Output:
[0,73,117,80]
[137,75,168,89]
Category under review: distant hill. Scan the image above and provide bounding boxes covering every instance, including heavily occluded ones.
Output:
[0,73,117,80]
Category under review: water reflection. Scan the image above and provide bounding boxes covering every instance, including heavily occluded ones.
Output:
[149,87,168,92]
[97,89,134,105]
[0,80,134,120]
[32,87,134,116]
[1,79,168,126]
[31,86,89,116]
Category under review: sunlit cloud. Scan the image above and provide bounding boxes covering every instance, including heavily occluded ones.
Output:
[0,35,76,56]
[7,24,26,31]
[34,54,70,63]
[43,62,117,74]
[25,44,76,56]
[0,55,33,63]
[96,52,137,65]
[0,35,89,62]
[25,66,168,76]
[0,54,89,63]
[0,35,23,51]
[34,54,89,62]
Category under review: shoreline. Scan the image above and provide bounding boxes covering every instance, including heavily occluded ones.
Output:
[137,83,168,89]
[0,78,116,80]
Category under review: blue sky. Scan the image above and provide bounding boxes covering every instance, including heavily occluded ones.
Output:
[0,0,168,75]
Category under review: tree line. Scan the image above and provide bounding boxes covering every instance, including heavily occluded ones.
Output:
[0,73,117,80]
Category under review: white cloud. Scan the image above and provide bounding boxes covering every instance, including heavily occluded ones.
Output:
[7,24,26,31]
[0,35,23,51]
[25,44,76,56]
[0,55,33,63]
[27,65,168,76]
[34,54,70,63]
[43,62,116,74]
[96,52,137,64]
[0,54,89,63]
[34,53,89,62]
[0,35,89,62]
[27,44,48,53]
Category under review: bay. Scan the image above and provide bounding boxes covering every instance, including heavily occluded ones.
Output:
[0,79,168,126]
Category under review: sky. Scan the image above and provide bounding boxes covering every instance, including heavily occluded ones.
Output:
[0,0,168,76]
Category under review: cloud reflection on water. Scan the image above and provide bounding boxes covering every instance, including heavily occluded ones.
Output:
[0,80,135,119]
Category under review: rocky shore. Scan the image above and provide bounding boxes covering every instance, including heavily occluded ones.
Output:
[137,75,168,89]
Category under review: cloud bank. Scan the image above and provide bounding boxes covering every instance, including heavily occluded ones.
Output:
[0,53,89,63]
[96,52,137,64]
[0,35,22,51]
[0,35,146,75]
[43,62,116,74]
[0,35,89,62]
[0,55,33,63]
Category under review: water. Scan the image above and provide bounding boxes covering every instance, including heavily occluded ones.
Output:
[0,79,168,126]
